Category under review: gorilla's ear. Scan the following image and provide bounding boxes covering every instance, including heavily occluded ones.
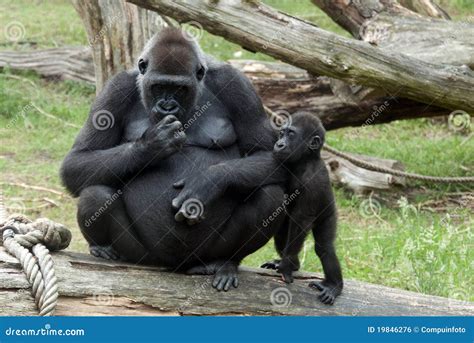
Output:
[138,58,148,75]
[196,64,206,81]
[309,135,322,151]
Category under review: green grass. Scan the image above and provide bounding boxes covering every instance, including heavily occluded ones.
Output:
[0,0,473,302]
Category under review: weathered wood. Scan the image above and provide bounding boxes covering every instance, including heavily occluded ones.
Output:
[128,0,474,113]
[71,0,167,93]
[312,0,473,107]
[0,247,472,316]
[0,50,448,130]
[323,151,406,194]
[312,0,474,67]
[0,47,95,83]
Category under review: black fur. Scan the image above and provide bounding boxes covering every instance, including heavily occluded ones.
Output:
[60,28,286,290]
[261,112,343,304]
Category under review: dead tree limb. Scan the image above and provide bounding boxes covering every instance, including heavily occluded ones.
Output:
[1,248,472,316]
[128,0,474,113]
[312,0,473,67]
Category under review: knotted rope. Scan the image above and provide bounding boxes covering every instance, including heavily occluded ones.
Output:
[0,214,71,316]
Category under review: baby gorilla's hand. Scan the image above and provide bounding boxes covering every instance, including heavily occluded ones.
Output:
[140,115,186,159]
[172,166,226,225]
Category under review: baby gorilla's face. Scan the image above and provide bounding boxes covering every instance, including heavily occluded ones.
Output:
[273,124,306,163]
[272,113,324,163]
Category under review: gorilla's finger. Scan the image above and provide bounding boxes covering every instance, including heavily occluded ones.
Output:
[173,179,185,189]
[172,196,184,210]
[186,217,200,226]
[159,115,178,125]
[233,277,239,288]
[309,281,324,291]
[165,121,183,132]
[223,278,233,292]
[174,209,186,222]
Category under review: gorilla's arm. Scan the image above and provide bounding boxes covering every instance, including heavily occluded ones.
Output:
[207,64,285,188]
[61,71,183,196]
[173,65,286,218]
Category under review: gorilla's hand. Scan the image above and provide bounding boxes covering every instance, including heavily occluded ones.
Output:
[139,115,186,158]
[172,167,227,225]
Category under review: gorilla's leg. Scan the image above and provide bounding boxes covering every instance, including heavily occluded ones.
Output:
[77,185,150,263]
[308,214,343,305]
[190,185,285,291]
[260,217,290,270]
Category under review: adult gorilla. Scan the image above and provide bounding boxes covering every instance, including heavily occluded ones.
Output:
[61,28,286,290]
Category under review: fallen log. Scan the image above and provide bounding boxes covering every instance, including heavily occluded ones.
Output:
[128,0,474,113]
[312,0,474,103]
[0,49,448,130]
[0,247,472,316]
[312,0,473,67]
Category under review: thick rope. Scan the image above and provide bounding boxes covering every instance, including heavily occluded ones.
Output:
[263,106,474,184]
[0,214,71,316]
[322,145,474,183]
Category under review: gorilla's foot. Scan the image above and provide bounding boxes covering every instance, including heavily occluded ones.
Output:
[309,281,342,305]
[186,262,221,275]
[212,262,239,292]
[89,245,120,260]
[260,259,281,270]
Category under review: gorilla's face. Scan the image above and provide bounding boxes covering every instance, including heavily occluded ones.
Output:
[138,30,206,123]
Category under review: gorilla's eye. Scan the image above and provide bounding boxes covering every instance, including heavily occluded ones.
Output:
[138,59,148,75]
[196,65,206,81]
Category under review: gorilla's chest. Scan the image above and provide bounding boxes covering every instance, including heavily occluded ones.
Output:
[123,102,237,149]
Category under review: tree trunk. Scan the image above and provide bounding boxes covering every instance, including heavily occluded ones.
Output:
[312,0,473,67]
[1,248,472,316]
[71,0,168,93]
[128,0,474,113]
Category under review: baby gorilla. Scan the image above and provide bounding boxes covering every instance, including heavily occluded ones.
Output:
[261,112,343,304]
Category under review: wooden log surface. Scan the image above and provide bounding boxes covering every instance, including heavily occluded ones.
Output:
[128,0,474,113]
[0,247,472,316]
